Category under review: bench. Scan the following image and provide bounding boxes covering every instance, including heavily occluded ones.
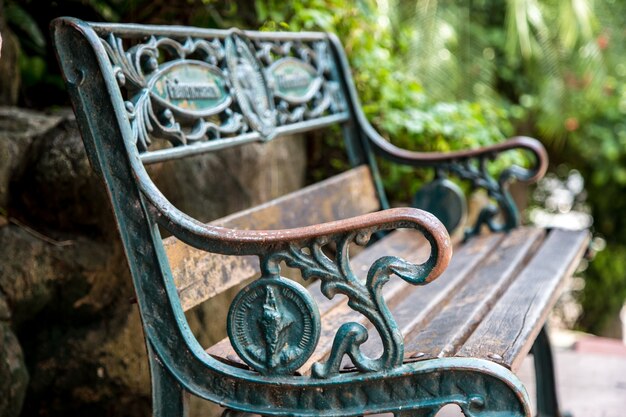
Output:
[51,17,589,417]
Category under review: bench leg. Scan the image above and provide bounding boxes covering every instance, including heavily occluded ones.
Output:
[531,326,564,417]
[149,344,188,417]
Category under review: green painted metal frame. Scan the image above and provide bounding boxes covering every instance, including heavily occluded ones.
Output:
[531,326,566,417]
[51,17,552,416]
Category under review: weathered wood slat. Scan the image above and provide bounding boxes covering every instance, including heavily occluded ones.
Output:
[164,165,379,311]
[456,228,589,371]
[360,232,506,360]
[401,227,546,360]
[174,254,260,312]
[205,227,586,378]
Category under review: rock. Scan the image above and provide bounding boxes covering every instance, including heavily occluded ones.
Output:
[20,306,150,416]
[0,319,28,417]
[0,107,65,212]
[0,224,130,324]
[9,111,111,237]
[0,107,307,417]
[0,226,57,324]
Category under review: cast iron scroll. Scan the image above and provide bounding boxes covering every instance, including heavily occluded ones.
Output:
[411,148,543,239]
[97,28,347,158]
[225,31,277,140]
[224,227,439,379]
[260,228,443,379]
[100,33,243,151]
[372,131,547,239]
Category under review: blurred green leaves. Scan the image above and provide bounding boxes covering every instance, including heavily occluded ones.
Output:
[5,1,45,55]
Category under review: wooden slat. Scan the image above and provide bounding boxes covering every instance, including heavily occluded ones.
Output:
[164,165,380,311]
[205,227,589,377]
[360,232,506,360]
[401,227,546,360]
[456,228,589,371]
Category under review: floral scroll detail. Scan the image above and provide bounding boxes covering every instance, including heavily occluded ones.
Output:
[261,228,439,379]
[447,157,520,239]
[97,30,347,153]
[100,33,245,151]
[444,155,539,239]
[255,38,345,124]
[413,148,543,240]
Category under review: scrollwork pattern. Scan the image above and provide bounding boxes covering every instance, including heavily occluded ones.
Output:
[255,38,344,124]
[412,145,544,240]
[100,33,246,151]
[445,155,536,239]
[97,29,347,153]
[447,158,516,239]
[260,227,439,379]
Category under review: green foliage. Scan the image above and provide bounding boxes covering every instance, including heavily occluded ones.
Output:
[578,245,626,334]
[254,0,514,198]
[385,0,626,334]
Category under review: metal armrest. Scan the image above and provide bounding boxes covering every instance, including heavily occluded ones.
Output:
[152,201,450,280]
[327,32,547,238]
[366,122,548,238]
[145,172,451,377]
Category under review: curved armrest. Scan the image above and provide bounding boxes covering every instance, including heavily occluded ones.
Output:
[152,201,450,280]
[361,121,548,237]
[148,192,452,378]
[365,123,548,184]
[325,32,546,237]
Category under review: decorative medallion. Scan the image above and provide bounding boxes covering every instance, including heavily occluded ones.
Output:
[269,58,322,104]
[227,278,321,375]
[225,32,277,139]
[149,61,231,117]
[413,178,466,234]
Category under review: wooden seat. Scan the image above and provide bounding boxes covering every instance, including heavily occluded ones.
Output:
[162,164,588,378]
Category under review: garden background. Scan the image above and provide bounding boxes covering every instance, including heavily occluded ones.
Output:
[1,0,625,416]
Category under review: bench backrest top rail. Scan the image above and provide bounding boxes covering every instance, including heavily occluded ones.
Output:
[87,22,351,164]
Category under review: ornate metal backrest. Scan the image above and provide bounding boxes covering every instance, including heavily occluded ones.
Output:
[90,23,351,164]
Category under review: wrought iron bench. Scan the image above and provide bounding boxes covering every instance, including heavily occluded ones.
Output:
[51,17,589,417]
